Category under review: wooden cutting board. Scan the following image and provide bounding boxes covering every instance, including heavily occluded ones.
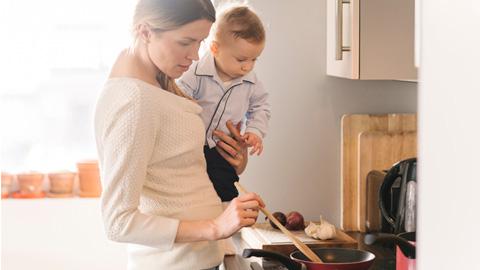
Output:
[341,114,416,231]
[365,170,386,232]
[240,222,357,256]
[358,131,417,232]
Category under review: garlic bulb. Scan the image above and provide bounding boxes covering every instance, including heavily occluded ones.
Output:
[304,217,337,240]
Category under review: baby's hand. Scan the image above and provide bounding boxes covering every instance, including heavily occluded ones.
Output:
[243,132,263,156]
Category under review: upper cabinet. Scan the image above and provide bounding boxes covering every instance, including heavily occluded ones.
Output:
[326,0,417,81]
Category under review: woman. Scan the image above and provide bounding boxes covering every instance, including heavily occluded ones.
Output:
[94,1,264,269]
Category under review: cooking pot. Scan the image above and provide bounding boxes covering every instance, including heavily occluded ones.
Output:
[364,232,416,270]
[243,248,375,270]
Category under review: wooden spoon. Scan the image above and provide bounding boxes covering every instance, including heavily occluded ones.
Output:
[234,182,323,263]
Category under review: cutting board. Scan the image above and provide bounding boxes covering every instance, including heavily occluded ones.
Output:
[358,131,417,232]
[341,114,416,231]
[240,222,357,256]
[365,170,386,232]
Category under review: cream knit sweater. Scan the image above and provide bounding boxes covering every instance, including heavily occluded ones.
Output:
[94,78,224,270]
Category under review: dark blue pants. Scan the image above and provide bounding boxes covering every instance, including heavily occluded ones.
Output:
[204,146,239,202]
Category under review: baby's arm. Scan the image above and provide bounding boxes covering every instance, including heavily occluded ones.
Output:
[243,132,263,155]
[245,80,271,154]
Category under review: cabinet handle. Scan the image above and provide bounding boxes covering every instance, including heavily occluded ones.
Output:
[336,0,351,60]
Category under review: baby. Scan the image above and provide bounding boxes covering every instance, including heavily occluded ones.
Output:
[178,5,271,253]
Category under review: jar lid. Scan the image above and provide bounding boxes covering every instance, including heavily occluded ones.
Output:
[76,160,98,165]
[48,171,76,178]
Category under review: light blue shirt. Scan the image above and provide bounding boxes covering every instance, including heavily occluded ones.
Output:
[177,52,271,148]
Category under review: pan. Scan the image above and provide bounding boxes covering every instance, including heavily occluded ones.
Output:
[243,248,375,270]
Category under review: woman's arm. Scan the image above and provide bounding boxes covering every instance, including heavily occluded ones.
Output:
[175,192,265,242]
[214,120,249,174]
[96,86,180,251]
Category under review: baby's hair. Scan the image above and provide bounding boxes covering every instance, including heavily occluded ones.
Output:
[213,5,265,44]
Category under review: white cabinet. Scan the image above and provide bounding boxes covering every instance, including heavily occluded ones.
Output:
[2,199,127,270]
[326,0,417,80]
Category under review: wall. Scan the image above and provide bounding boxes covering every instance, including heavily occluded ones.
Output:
[418,0,480,269]
[241,0,417,225]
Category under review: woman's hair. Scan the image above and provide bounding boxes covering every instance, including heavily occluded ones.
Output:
[132,0,216,98]
[213,5,265,44]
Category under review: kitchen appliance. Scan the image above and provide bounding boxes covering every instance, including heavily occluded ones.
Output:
[396,232,416,270]
[379,158,417,234]
[243,248,375,270]
[365,232,416,270]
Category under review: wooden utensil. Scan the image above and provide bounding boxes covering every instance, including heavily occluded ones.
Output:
[234,182,323,263]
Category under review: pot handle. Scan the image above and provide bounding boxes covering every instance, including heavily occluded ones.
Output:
[242,249,302,270]
[364,233,416,259]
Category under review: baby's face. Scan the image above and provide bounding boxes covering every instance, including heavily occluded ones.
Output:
[212,37,265,81]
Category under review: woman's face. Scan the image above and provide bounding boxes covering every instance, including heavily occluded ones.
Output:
[147,19,212,79]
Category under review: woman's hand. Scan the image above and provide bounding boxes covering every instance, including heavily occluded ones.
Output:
[213,120,248,174]
[175,193,265,242]
[212,192,265,239]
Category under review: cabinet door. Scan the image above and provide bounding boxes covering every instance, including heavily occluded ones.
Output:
[326,0,417,81]
[326,0,360,79]
[359,0,417,80]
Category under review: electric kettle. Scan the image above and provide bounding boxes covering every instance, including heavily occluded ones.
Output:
[379,158,417,234]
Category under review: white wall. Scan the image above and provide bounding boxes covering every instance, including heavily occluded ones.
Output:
[418,0,480,269]
[241,0,417,225]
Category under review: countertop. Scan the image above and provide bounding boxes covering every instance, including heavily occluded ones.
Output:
[223,231,396,270]
[2,198,127,270]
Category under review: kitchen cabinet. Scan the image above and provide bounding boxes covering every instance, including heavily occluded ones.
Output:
[326,0,417,80]
[2,199,127,270]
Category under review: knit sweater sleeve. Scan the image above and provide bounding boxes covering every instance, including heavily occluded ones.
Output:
[95,83,179,251]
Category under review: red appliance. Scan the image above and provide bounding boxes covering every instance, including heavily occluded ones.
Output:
[397,232,416,270]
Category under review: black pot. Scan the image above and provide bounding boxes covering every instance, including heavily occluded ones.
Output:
[364,232,416,270]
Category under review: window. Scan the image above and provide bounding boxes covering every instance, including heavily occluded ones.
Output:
[0,0,135,172]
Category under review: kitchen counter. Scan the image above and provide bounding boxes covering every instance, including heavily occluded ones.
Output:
[2,198,127,270]
[223,233,261,270]
[3,199,395,270]
[223,231,396,270]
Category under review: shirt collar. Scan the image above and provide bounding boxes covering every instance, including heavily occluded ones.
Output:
[195,51,257,84]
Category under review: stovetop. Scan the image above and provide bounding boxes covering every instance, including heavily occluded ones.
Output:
[229,231,395,270]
